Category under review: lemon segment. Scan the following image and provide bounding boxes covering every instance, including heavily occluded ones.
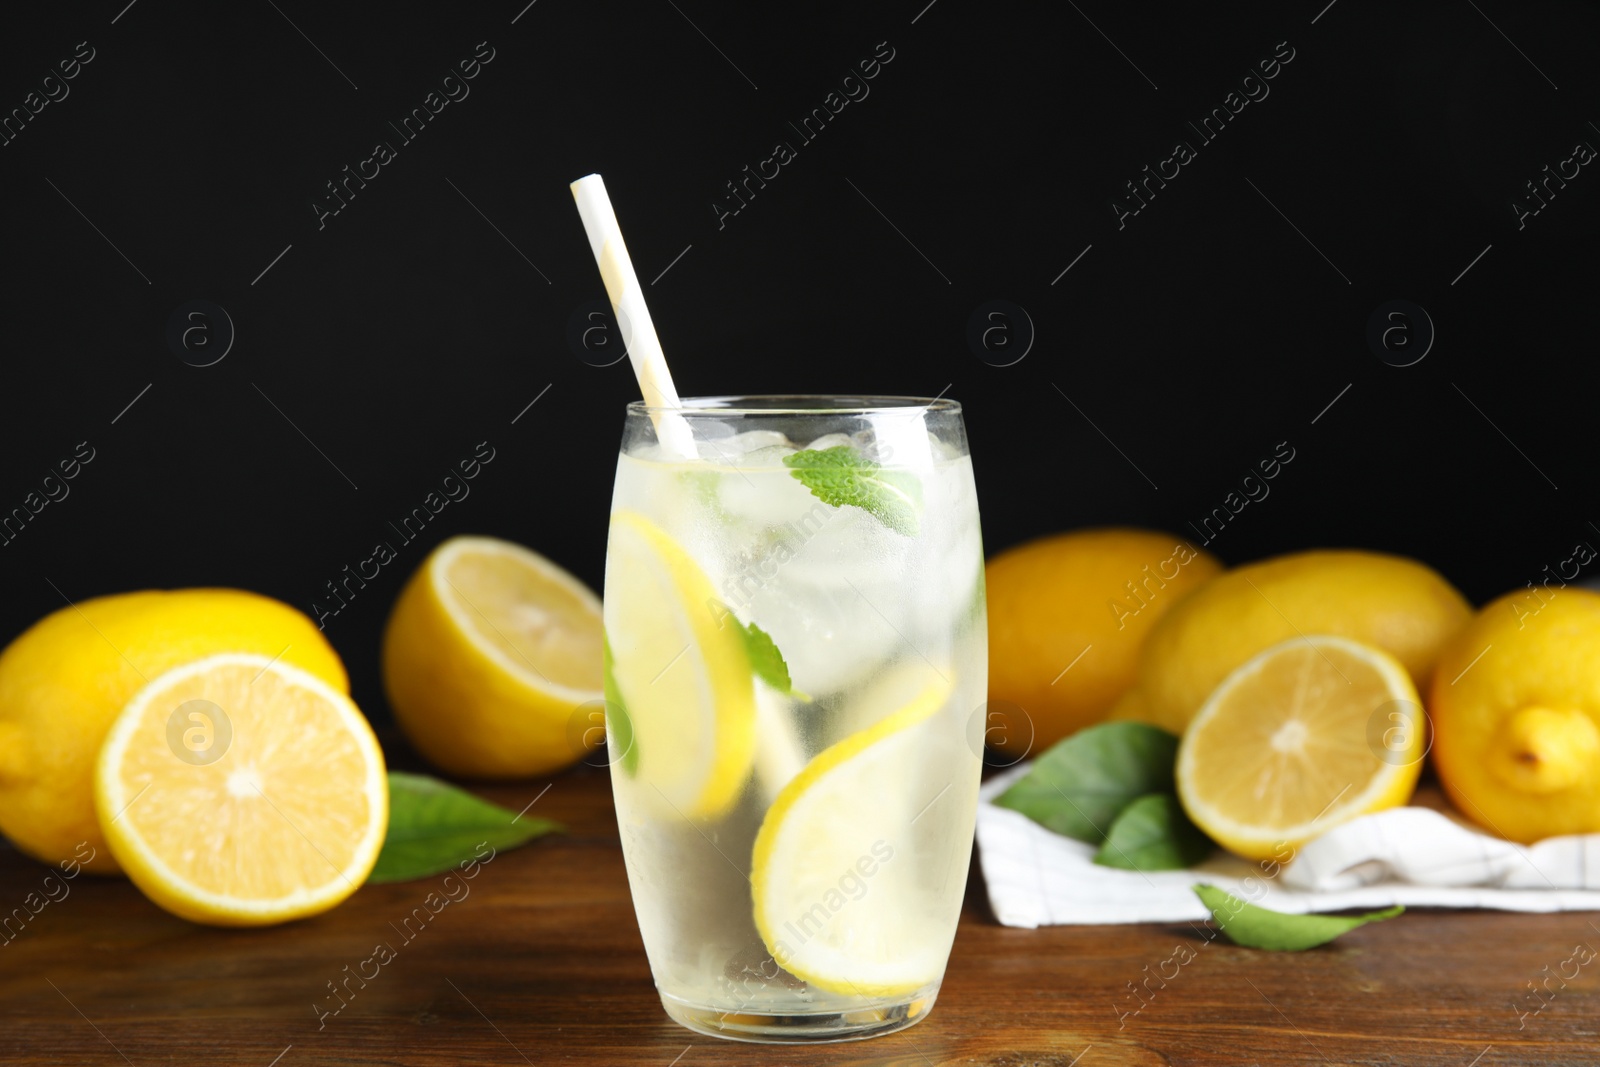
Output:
[751,671,956,996]
[95,653,387,925]
[1176,635,1422,861]
[604,511,756,819]
[383,536,604,779]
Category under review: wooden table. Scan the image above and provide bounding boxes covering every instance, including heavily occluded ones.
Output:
[3,759,1595,1067]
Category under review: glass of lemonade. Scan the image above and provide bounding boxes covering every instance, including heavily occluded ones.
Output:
[601,395,985,1043]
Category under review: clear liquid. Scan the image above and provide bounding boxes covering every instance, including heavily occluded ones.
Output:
[603,429,985,1039]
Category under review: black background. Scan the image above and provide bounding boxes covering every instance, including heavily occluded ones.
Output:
[2,0,1596,733]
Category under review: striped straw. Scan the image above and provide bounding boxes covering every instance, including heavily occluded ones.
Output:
[569,174,697,460]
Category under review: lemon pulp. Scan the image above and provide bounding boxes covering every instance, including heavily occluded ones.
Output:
[96,653,387,925]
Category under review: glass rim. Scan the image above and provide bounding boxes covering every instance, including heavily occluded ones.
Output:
[625,394,961,416]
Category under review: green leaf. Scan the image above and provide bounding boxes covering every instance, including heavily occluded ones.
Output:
[368,773,560,884]
[1192,884,1404,951]
[1094,794,1213,871]
[602,638,639,775]
[740,621,792,693]
[994,722,1181,842]
[782,446,922,536]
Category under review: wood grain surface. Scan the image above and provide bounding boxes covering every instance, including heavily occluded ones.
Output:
[2,756,1595,1067]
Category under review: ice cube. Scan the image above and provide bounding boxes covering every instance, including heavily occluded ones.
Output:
[744,570,904,696]
[928,432,965,462]
[728,496,924,694]
[711,462,818,530]
[799,432,854,452]
[696,429,793,464]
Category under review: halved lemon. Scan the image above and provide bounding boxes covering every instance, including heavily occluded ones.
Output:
[383,535,604,778]
[1176,635,1423,861]
[94,653,387,926]
[604,511,756,819]
[751,670,958,996]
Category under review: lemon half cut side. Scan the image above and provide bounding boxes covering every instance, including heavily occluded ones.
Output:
[383,535,605,779]
[1176,635,1423,862]
[95,653,387,926]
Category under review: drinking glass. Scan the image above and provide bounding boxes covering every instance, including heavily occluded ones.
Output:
[601,396,985,1042]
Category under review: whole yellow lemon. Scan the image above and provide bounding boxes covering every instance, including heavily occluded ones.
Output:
[0,589,346,873]
[985,529,1221,756]
[1117,550,1470,734]
[1432,588,1600,842]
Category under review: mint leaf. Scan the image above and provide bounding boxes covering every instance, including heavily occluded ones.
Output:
[740,621,793,693]
[1192,884,1404,951]
[1095,793,1213,871]
[602,638,639,776]
[995,722,1180,843]
[783,446,922,536]
[368,773,560,884]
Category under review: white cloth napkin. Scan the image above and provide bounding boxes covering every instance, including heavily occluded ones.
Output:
[975,763,1600,928]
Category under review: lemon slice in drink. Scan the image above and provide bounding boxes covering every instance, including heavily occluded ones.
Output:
[751,670,955,996]
[95,653,387,926]
[605,511,756,819]
[1176,635,1424,861]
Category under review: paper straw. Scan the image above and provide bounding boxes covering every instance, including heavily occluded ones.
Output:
[570,174,698,460]
[573,174,812,801]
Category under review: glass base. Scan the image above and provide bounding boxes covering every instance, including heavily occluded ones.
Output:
[659,987,939,1043]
